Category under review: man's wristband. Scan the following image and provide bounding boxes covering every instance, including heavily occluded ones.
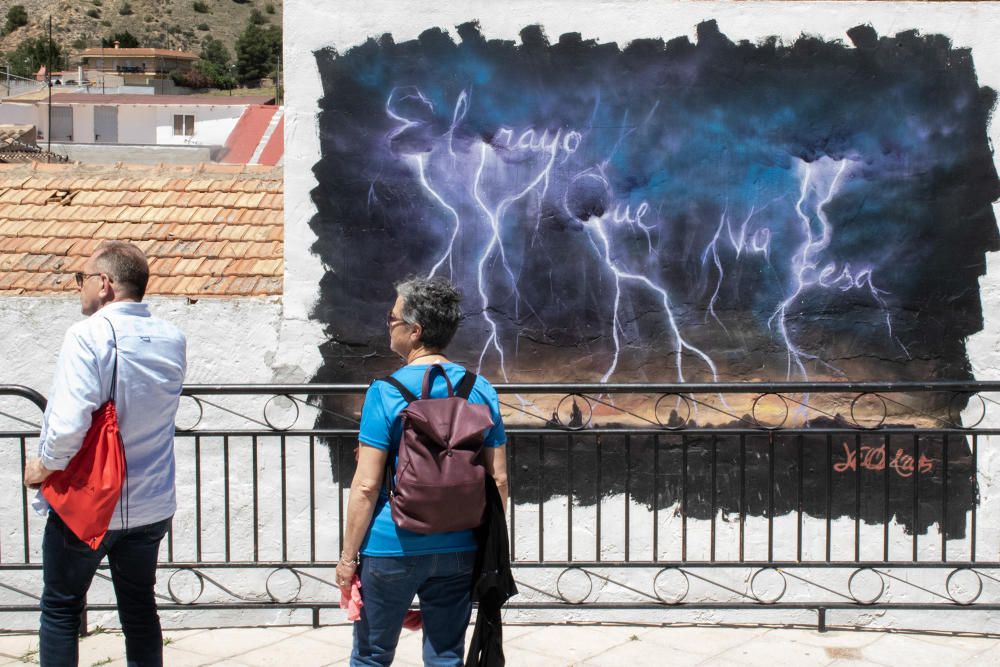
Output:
[340,552,359,565]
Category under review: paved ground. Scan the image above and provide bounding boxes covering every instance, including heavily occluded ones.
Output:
[2,623,998,666]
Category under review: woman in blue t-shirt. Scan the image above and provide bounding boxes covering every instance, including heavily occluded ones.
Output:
[335,277,509,666]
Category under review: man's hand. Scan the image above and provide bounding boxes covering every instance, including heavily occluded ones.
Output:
[23,458,54,489]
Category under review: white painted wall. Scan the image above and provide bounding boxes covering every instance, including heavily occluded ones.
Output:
[0,103,244,145]
[283,0,1000,632]
[116,106,157,144]
[0,102,36,127]
[153,105,245,146]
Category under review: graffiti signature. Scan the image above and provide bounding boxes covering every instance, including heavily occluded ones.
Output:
[833,442,934,478]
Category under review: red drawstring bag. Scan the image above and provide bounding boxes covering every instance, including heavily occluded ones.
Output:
[41,319,126,551]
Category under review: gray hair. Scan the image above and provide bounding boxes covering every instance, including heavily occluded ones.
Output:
[94,241,150,300]
[395,277,462,350]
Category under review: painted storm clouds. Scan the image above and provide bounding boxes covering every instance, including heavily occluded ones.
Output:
[309,21,999,387]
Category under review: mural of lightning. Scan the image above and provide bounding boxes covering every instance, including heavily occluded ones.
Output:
[310,21,999,390]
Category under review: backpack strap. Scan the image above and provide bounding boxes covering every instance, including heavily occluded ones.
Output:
[455,370,478,400]
[376,376,416,500]
[379,376,418,404]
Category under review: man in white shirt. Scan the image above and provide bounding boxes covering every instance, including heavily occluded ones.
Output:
[23,241,187,667]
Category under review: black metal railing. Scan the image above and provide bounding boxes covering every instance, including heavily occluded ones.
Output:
[2,381,999,629]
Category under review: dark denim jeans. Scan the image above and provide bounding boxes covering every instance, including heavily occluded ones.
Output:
[352,550,475,667]
[39,512,170,667]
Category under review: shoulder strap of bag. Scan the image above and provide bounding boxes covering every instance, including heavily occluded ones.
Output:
[376,375,414,499]
[379,376,418,404]
[102,317,120,403]
[455,370,478,400]
[101,316,127,530]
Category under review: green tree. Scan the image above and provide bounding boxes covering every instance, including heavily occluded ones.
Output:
[101,30,139,48]
[6,35,63,78]
[200,37,230,67]
[249,9,266,25]
[190,37,236,89]
[235,20,280,84]
[5,5,28,34]
[192,1,209,13]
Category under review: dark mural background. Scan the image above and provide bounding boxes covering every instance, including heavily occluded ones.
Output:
[310,21,996,535]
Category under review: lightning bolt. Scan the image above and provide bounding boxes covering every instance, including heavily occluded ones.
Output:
[414,154,461,279]
[767,159,849,379]
[471,138,556,379]
[584,212,720,383]
[765,158,906,380]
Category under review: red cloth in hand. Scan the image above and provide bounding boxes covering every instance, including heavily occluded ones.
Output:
[338,573,423,630]
[339,574,363,621]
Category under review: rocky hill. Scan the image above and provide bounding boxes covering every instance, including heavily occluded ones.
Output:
[1,0,282,61]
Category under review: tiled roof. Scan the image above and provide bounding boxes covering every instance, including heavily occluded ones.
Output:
[0,162,283,297]
[0,125,34,146]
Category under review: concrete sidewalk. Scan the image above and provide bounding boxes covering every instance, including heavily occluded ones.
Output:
[2,623,998,666]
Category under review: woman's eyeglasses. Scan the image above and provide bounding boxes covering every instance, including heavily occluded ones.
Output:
[386,311,408,329]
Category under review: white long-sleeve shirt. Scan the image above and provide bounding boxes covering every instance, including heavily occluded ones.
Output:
[34,301,187,528]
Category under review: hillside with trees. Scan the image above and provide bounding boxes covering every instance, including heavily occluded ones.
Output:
[1,0,282,86]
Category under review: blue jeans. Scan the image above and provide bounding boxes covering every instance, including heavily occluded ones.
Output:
[40,512,170,667]
[352,550,476,666]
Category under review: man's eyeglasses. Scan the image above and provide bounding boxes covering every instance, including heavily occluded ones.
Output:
[73,272,103,288]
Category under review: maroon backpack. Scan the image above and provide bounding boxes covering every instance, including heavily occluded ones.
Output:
[380,364,495,534]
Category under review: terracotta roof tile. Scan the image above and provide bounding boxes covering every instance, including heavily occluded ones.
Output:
[229,277,259,294]
[22,237,54,253]
[39,255,72,272]
[149,257,180,275]
[255,277,283,294]
[213,209,243,224]
[176,276,205,294]
[0,272,20,289]
[173,257,206,274]
[260,194,282,210]
[198,275,227,293]
[0,237,22,252]
[170,240,203,256]
[201,258,230,275]
[70,239,101,256]
[0,162,282,297]
[253,258,283,276]
[16,254,49,271]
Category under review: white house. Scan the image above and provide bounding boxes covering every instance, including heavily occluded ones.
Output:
[4,93,273,145]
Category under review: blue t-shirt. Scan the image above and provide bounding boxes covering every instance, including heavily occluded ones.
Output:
[358,363,507,556]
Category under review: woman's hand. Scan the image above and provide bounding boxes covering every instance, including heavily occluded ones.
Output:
[336,558,358,593]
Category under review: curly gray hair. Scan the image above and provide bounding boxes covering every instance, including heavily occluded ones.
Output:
[395,277,462,350]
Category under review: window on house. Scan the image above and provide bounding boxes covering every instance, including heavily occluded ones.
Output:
[173,114,195,137]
